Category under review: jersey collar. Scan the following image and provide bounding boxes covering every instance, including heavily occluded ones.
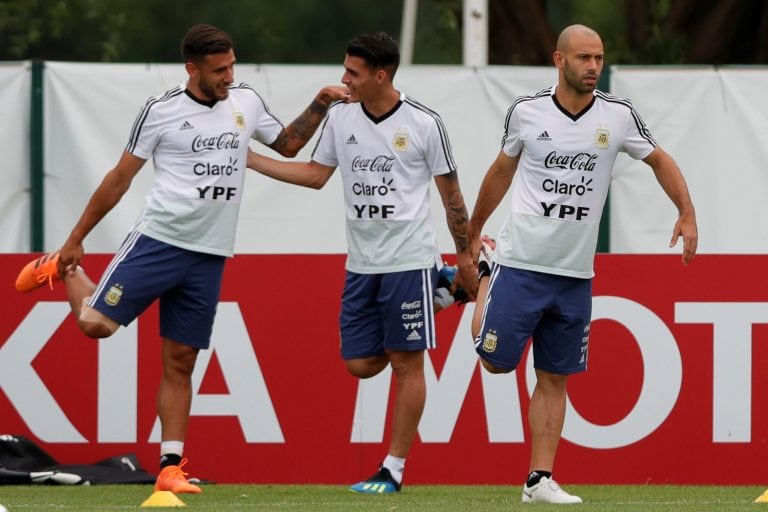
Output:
[361,91,404,124]
[184,88,218,109]
[551,87,596,122]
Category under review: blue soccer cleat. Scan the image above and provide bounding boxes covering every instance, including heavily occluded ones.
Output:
[437,264,469,304]
[349,466,402,494]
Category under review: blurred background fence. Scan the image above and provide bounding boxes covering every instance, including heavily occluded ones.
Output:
[2,61,767,255]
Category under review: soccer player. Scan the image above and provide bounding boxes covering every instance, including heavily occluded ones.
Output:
[247,31,477,493]
[15,24,348,494]
[468,24,698,504]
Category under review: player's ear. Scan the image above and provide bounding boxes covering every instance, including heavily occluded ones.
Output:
[185,60,199,78]
[553,51,564,69]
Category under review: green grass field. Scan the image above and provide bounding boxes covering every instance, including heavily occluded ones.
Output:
[0,485,766,511]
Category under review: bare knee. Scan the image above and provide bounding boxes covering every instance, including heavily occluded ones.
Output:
[388,350,424,380]
[77,319,116,339]
[78,302,119,339]
[345,355,389,379]
[535,369,569,392]
[480,357,513,374]
[162,339,199,377]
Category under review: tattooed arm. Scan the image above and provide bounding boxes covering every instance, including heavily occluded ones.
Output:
[434,171,478,300]
[269,86,349,158]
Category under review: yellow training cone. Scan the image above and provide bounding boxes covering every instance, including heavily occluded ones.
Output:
[141,490,187,507]
[754,489,768,503]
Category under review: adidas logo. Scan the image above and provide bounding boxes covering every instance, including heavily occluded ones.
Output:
[179,121,194,131]
[406,330,422,341]
[536,130,551,141]
[346,134,358,144]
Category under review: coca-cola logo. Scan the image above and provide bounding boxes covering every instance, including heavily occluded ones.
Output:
[192,132,241,152]
[351,155,395,172]
[544,151,597,171]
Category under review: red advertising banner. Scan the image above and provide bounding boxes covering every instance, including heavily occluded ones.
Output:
[1,254,767,485]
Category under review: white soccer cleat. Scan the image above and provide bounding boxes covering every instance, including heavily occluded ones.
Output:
[522,476,582,504]
[477,235,496,278]
[479,235,496,263]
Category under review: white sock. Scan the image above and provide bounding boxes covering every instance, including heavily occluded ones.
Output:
[434,287,455,309]
[382,454,405,484]
[160,440,184,458]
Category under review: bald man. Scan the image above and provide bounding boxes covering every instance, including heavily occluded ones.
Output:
[467,24,697,504]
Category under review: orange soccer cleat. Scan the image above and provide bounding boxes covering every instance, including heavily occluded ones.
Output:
[154,458,202,494]
[15,252,61,293]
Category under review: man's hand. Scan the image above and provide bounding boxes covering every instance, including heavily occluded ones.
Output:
[57,239,85,278]
[317,85,352,105]
[453,253,478,302]
[670,212,698,265]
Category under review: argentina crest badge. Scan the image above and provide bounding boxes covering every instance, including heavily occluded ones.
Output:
[104,283,124,306]
[232,111,246,130]
[482,330,498,353]
[595,128,610,149]
[392,127,409,152]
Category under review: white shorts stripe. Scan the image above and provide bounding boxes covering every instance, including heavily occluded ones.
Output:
[474,263,500,348]
[88,230,141,308]
[422,268,437,349]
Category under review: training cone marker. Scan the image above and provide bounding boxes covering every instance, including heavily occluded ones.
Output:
[141,491,186,507]
[755,490,768,503]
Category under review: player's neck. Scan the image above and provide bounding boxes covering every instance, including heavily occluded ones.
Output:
[185,81,217,106]
[361,87,401,118]
[554,85,594,116]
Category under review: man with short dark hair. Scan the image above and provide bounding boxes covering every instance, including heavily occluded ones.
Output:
[248,31,476,493]
[15,23,347,493]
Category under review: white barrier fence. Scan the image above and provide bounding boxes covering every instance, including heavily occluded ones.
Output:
[3,63,766,254]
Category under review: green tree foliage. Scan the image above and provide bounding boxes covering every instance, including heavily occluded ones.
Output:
[0,0,130,61]
[565,0,686,64]
[0,0,764,65]
[413,0,462,64]
[0,0,403,63]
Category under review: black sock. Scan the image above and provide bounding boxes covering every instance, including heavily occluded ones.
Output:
[526,470,552,487]
[478,261,491,279]
[160,453,182,469]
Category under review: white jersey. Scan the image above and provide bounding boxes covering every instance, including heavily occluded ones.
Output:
[496,86,656,278]
[126,83,284,257]
[312,92,456,274]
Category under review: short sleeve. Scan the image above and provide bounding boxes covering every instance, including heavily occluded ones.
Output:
[621,103,657,160]
[248,93,285,146]
[501,104,523,157]
[126,101,161,159]
[423,113,457,175]
[311,111,338,167]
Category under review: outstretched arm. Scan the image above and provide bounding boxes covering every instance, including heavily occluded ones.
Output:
[468,150,519,258]
[269,86,349,158]
[58,151,146,275]
[434,171,477,300]
[248,151,336,190]
[643,146,698,265]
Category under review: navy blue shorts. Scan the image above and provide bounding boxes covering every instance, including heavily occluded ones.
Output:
[339,267,438,360]
[475,265,591,375]
[89,232,226,349]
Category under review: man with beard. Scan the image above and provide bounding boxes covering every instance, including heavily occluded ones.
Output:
[467,24,697,503]
[15,24,347,494]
